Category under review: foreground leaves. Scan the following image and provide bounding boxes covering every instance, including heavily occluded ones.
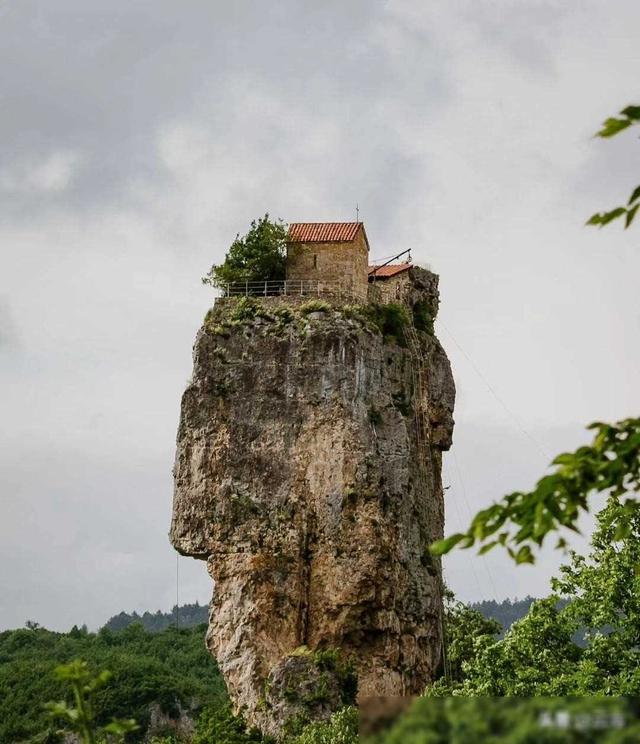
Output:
[46,660,138,743]
[587,104,640,229]
[429,493,640,696]
[431,417,640,562]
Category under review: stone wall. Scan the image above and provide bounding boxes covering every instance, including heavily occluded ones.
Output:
[368,271,412,304]
[286,230,369,300]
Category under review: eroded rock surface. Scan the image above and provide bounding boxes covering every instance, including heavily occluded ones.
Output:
[170,268,455,735]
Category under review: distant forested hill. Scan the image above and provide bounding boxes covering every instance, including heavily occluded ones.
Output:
[470,596,538,636]
[103,602,208,632]
[470,596,572,638]
[102,598,535,635]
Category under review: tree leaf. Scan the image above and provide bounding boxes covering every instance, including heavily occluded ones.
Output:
[597,117,632,138]
[587,207,627,228]
[625,203,639,229]
[478,540,499,555]
[601,207,627,225]
[627,184,640,205]
[430,533,469,555]
[515,545,535,565]
[620,105,640,121]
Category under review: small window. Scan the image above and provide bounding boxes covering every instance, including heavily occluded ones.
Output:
[313,254,317,268]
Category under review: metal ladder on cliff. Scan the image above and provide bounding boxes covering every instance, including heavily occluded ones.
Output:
[403,321,451,684]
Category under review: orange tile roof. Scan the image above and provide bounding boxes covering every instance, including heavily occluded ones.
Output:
[368,263,412,278]
[288,222,364,243]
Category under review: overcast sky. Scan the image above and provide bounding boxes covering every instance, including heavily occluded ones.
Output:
[1,0,639,632]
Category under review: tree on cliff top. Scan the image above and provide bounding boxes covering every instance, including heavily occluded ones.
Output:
[202,214,287,287]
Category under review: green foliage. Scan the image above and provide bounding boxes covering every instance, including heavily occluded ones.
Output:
[0,624,225,743]
[202,215,287,286]
[431,493,640,697]
[367,697,639,744]
[299,300,331,316]
[231,297,261,322]
[286,647,357,708]
[428,593,501,691]
[412,300,434,334]
[587,105,640,229]
[339,304,362,321]
[363,303,411,345]
[274,307,294,325]
[289,707,358,744]
[46,660,138,744]
[595,105,640,138]
[431,417,640,562]
[310,649,357,705]
[192,703,269,744]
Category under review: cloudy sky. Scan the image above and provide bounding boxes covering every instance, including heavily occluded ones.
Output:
[1,0,639,632]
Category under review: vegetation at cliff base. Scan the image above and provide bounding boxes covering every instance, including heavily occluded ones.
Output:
[365,698,640,743]
[0,623,225,743]
[202,215,288,287]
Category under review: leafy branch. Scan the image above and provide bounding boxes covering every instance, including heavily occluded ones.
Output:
[586,105,640,229]
[431,418,640,563]
[46,660,138,744]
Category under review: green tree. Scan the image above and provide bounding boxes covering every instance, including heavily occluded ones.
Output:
[429,493,640,696]
[192,703,269,744]
[551,493,640,695]
[290,707,358,744]
[429,592,501,692]
[202,215,287,287]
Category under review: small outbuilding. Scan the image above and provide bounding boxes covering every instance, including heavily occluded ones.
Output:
[368,262,413,303]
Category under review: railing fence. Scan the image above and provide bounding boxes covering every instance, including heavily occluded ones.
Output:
[214,279,360,301]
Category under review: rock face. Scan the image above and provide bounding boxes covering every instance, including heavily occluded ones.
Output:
[170,267,455,735]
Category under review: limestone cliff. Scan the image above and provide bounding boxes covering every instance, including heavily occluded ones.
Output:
[170,267,455,735]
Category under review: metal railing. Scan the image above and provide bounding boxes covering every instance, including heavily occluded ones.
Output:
[214,279,360,300]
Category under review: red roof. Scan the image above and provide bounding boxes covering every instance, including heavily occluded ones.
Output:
[288,222,365,244]
[368,263,412,278]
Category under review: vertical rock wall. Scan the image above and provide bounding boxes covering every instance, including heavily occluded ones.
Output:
[170,268,455,735]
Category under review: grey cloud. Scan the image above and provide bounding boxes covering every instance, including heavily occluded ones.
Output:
[0,299,18,347]
[463,1,569,76]
[1,0,450,222]
[2,1,640,631]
